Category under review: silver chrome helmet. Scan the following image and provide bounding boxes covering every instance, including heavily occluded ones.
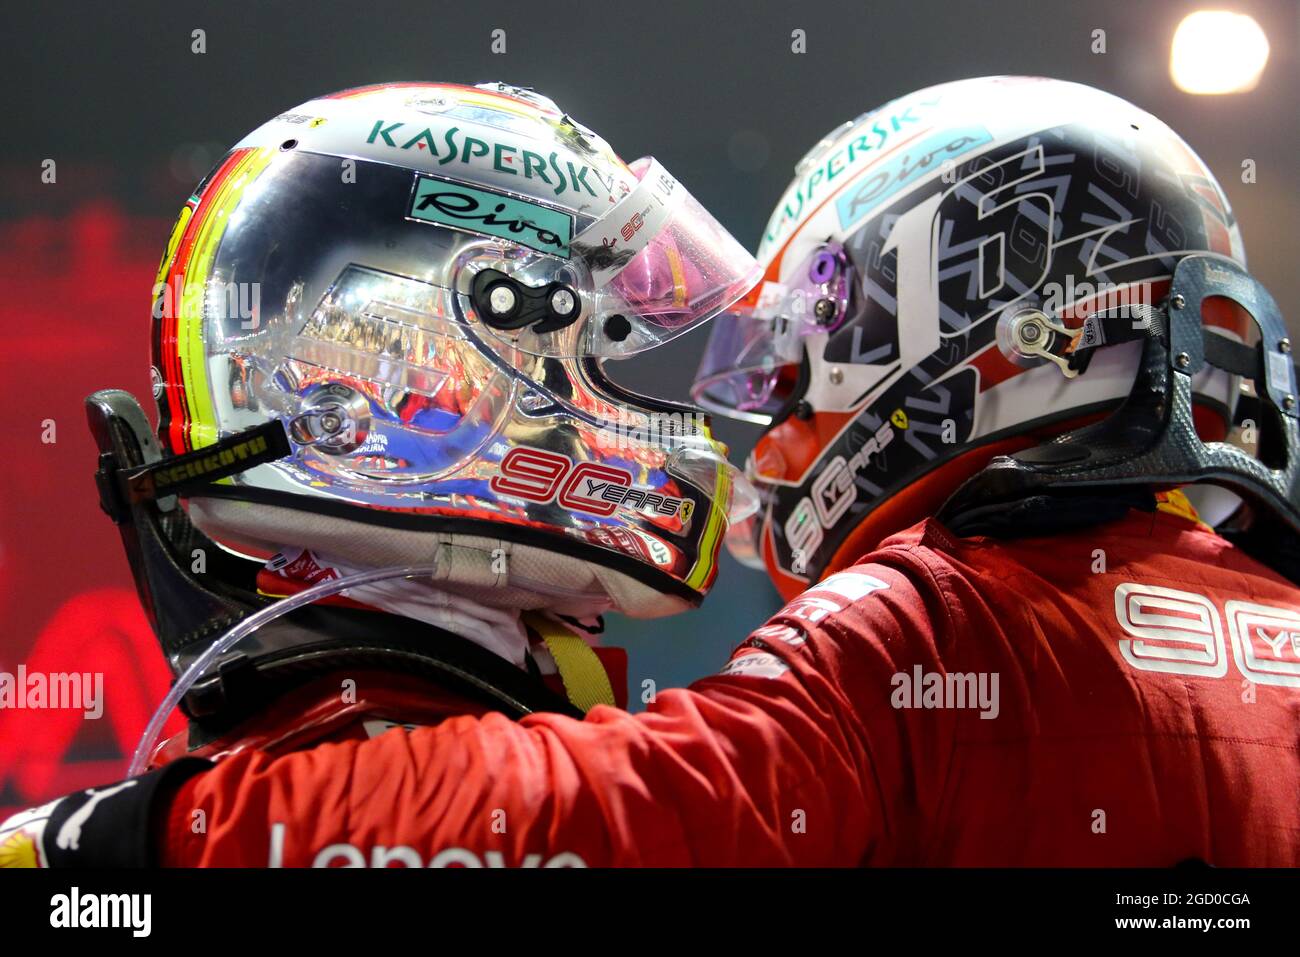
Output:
[151,82,760,617]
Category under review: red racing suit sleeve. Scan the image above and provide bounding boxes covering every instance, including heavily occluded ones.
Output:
[161,544,956,867]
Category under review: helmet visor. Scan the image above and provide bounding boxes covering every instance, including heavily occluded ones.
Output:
[691,243,854,423]
[475,157,761,359]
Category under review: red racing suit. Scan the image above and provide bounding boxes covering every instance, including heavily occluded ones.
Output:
[6,505,1298,866]
[141,505,1299,866]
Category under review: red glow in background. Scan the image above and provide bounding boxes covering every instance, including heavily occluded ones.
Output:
[0,204,185,819]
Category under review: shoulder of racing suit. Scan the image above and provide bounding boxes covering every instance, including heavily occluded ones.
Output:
[9,504,1299,866]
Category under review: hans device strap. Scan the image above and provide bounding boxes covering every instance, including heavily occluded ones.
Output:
[95,416,291,521]
[941,255,1300,574]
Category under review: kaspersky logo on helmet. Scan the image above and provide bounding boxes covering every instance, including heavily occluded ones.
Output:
[366,120,601,198]
[761,96,945,251]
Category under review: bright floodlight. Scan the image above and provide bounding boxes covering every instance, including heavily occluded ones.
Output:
[1171,11,1270,94]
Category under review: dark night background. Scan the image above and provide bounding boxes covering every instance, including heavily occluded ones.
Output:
[0,0,1296,810]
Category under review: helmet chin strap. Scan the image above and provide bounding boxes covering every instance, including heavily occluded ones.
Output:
[939,254,1300,579]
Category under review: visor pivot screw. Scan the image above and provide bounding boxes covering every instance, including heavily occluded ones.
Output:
[1285,394,1297,411]
[488,284,519,317]
[604,314,631,342]
[1171,294,1186,310]
[1280,338,1292,354]
[289,385,368,455]
[814,298,837,322]
[549,287,578,318]
[1175,351,1191,370]
[1017,321,1044,346]
[828,367,844,385]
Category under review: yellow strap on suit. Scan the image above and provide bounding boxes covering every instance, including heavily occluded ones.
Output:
[523,613,616,713]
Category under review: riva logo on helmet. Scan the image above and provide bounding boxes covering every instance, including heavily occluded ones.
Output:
[763,97,943,247]
[490,447,691,522]
[834,126,991,232]
[367,120,600,197]
[408,175,574,255]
